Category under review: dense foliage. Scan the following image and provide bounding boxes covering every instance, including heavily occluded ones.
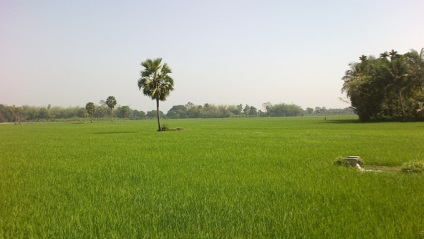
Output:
[0,104,145,122]
[105,96,117,111]
[0,103,353,122]
[85,102,96,123]
[166,103,352,119]
[342,49,424,121]
[166,102,306,118]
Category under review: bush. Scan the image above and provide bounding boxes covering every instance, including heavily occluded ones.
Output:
[401,161,424,174]
[334,156,365,168]
[334,157,351,167]
[159,124,184,131]
[160,123,170,131]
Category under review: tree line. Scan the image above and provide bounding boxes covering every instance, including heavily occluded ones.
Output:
[167,102,304,118]
[342,48,424,121]
[0,102,145,123]
[0,101,352,123]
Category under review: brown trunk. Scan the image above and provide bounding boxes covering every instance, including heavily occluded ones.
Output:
[399,90,407,119]
[156,98,161,131]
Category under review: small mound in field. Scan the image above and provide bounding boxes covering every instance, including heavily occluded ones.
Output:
[334,156,424,174]
[333,156,403,173]
[160,128,184,131]
[334,156,364,169]
[401,161,424,174]
[334,157,353,167]
[364,165,401,173]
[158,125,184,132]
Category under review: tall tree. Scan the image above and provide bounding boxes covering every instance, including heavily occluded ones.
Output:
[167,105,187,119]
[106,96,117,121]
[138,58,174,131]
[249,106,258,117]
[305,107,314,115]
[243,104,250,117]
[117,106,131,119]
[12,105,22,124]
[85,102,96,123]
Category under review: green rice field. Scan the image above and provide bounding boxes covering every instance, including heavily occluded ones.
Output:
[1,117,423,238]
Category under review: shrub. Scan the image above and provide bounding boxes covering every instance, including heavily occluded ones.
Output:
[334,157,351,167]
[159,124,184,131]
[401,160,424,174]
[160,123,170,131]
[334,156,365,168]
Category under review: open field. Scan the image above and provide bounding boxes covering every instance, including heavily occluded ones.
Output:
[1,116,423,238]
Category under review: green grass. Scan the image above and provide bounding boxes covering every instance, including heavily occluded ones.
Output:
[1,116,423,238]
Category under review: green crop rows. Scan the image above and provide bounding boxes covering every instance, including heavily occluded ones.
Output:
[1,117,423,238]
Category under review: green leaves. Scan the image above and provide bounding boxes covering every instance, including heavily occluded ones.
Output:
[342,48,424,121]
[138,58,174,102]
[138,57,175,130]
[85,102,96,115]
[106,96,117,109]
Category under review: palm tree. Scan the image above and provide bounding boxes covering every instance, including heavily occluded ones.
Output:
[382,51,410,118]
[403,48,424,118]
[138,58,174,131]
[13,105,22,124]
[380,51,389,59]
[106,96,117,121]
[404,48,424,93]
[85,102,96,123]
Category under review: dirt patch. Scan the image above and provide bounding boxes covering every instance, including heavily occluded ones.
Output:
[363,165,402,173]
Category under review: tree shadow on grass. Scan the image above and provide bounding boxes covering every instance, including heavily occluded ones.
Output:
[323,119,424,124]
[321,119,361,124]
[92,131,137,135]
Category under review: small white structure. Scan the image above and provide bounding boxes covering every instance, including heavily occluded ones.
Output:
[345,156,364,171]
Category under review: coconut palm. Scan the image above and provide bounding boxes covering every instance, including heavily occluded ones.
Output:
[106,96,117,121]
[138,58,174,131]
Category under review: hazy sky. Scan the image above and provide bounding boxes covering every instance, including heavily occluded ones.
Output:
[1,0,423,111]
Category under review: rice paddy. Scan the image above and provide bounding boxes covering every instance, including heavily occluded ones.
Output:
[1,116,423,238]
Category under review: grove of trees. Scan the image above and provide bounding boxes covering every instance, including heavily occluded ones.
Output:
[0,102,146,123]
[164,102,351,119]
[342,49,424,121]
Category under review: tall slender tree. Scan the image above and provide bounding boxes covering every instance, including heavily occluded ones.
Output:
[85,102,96,123]
[106,96,117,121]
[13,105,22,124]
[138,58,174,131]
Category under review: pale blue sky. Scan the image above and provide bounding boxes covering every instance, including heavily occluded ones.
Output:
[1,0,423,111]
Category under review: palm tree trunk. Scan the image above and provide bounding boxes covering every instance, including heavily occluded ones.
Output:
[399,90,407,119]
[156,98,161,131]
